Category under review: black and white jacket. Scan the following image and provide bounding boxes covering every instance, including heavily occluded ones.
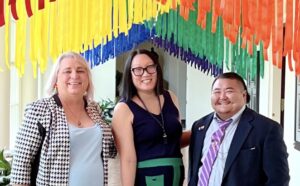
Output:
[11,94,117,186]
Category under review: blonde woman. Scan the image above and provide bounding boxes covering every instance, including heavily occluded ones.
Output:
[11,52,116,186]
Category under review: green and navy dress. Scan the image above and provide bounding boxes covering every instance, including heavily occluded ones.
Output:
[124,90,184,186]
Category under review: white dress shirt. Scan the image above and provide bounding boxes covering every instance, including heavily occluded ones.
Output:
[198,105,246,186]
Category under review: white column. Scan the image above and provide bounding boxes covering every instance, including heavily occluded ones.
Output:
[9,51,38,149]
[20,59,38,119]
[0,26,10,149]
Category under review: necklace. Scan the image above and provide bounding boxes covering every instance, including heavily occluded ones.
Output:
[137,94,168,144]
[63,102,84,127]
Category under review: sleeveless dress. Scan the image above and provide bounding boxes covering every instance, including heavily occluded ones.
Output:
[125,90,184,186]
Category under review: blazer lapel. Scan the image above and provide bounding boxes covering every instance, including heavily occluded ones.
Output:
[223,108,254,178]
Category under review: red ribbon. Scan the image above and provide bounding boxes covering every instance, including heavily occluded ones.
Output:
[9,0,18,20]
[25,0,33,17]
[38,0,45,10]
[0,0,4,26]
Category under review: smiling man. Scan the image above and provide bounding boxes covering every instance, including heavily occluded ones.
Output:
[188,72,290,186]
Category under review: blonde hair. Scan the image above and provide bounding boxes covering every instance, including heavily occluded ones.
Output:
[45,51,94,100]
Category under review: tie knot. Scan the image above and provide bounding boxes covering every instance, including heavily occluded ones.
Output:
[217,119,232,131]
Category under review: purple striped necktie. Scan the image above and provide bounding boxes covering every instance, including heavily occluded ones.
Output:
[198,119,233,186]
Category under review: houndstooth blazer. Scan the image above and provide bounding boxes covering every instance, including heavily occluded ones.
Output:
[11,94,117,186]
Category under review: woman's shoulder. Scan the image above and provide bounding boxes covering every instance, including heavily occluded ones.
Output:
[163,89,180,112]
[31,96,52,104]
[22,97,54,123]
[87,99,99,108]
[163,90,178,101]
[112,102,133,124]
[163,89,174,96]
[86,99,102,116]
[25,97,53,111]
[114,101,131,114]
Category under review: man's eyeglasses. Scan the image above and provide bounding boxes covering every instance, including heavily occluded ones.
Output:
[131,64,157,76]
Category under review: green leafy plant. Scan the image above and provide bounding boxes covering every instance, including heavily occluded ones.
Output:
[99,98,115,124]
[0,149,11,186]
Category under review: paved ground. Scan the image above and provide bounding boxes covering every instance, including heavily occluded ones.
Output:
[108,148,188,186]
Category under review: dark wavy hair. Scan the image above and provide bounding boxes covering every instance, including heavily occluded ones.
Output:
[119,48,164,102]
[212,72,251,103]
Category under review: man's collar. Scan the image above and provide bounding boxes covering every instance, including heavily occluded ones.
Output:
[214,105,246,123]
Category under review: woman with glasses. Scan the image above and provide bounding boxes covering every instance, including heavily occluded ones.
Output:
[112,48,190,185]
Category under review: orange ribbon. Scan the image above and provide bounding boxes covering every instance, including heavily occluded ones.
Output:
[284,0,294,71]
[211,0,220,33]
[294,0,300,74]
[272,0,283,68]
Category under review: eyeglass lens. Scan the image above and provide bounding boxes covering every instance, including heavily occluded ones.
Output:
[132,64,157,76]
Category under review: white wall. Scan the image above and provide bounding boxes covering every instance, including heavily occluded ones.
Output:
[185,66,214,129]
[259,61,282,122]
[284,66,300,186]
[91,59,116,101]
[259,63,270,117]
[162,53,187,120]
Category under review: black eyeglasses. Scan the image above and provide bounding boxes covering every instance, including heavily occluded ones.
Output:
[131,64,157,76]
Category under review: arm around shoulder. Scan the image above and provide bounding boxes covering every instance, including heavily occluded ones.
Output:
[181,130,191,148]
